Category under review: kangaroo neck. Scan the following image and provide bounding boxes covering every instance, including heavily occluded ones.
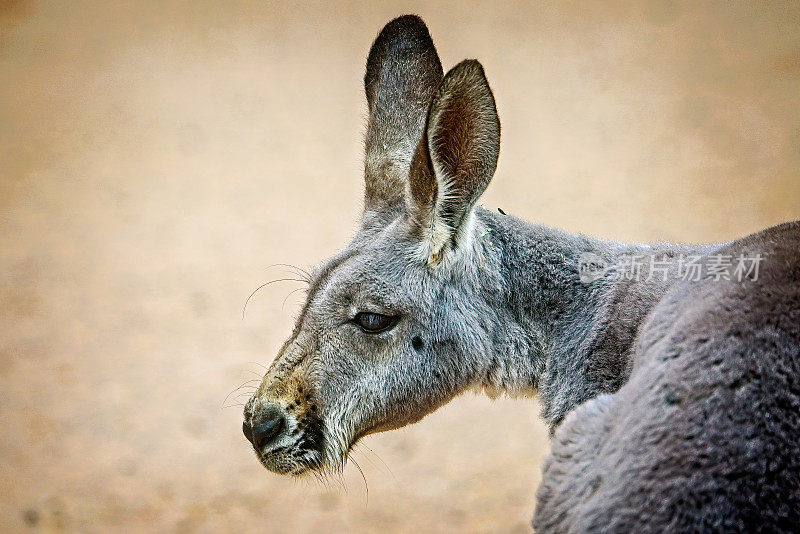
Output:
[474,207,701,430]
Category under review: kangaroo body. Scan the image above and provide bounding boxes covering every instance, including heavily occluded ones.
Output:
[243,16,800,532]
[531,219,800,532]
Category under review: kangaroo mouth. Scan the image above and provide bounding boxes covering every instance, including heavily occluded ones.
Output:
[255,415,327,476]
[257,443,323,476]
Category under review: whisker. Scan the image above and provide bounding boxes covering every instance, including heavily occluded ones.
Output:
[323,470,344,494]
[350,457,369,504]
[265,263,313,283]
[355,443,396,481]
[352,445,379,471]
[242,277,309,319]
[335,469,348,494]
[321,464,347,494]
[231,387,259,399]
[282,286,308,312]
[223,379,262,409]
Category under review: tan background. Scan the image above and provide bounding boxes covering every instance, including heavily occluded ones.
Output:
[1,1,798,532]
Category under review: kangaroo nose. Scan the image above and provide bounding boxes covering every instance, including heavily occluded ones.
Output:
[242,420,254,444]
[252,417,285,450]
[243,407,286,450]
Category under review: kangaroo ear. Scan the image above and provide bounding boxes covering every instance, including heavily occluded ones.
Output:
[407,60,500,264]
[363,15,443,215]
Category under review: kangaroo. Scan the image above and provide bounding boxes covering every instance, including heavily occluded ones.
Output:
[243,15,800,532]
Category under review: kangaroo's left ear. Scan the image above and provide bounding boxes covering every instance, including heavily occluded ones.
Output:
[407,59,500,265]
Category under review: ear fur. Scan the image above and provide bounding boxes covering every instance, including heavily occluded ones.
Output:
[363,15,443,214]
[407,59,500,264]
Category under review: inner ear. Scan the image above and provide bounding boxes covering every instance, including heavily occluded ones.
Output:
[407,59,501,261]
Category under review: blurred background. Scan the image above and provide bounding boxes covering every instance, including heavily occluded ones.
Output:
[1,1,798,532]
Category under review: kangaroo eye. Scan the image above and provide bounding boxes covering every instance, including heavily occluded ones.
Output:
[354,312,395,333]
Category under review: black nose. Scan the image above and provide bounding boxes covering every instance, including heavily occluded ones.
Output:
[243,409,285,450]
[242,420,254,444]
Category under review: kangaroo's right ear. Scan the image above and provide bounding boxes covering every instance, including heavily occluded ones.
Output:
[363,15,443,215]
[406,60,500,265]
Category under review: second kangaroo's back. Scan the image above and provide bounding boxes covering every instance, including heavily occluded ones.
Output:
[536,221,800,532]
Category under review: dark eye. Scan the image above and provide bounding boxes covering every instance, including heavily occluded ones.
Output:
[354,312,395,333]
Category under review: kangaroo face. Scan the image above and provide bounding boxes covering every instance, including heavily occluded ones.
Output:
[245,221,479,475]
[243,15,501,477]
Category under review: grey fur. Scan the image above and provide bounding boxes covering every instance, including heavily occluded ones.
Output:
[244,15,800,532]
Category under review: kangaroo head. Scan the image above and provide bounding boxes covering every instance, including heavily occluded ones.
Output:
[243,15,502,476]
